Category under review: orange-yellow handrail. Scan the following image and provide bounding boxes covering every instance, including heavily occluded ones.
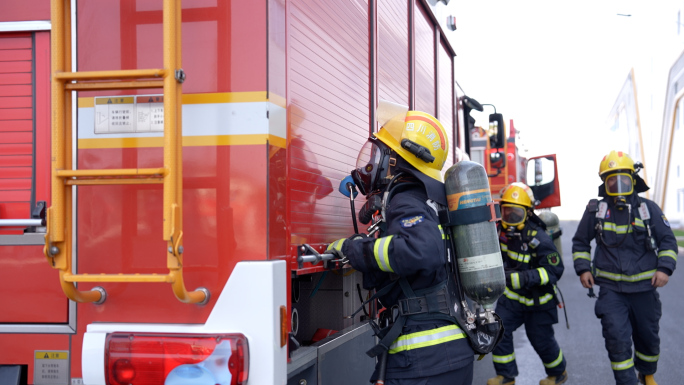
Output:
[46,0,207,305]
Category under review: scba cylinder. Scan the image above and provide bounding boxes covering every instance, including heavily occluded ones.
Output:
[538,211,562,256]
[444,161,505,310]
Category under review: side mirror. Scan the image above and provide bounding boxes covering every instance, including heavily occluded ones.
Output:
[526,155,561,209]
[488,113,506,149]
[462,96,483,133]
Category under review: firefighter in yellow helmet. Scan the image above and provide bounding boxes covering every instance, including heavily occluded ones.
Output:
[572,151,677,385]
[488,183,568,385]
[327,105,476,385]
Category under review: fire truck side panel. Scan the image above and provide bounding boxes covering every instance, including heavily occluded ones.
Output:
[0,1,50,22]
[75,144,267,313]
[0,0,468,383]
[71,1,273,382]
[267,0,287,261]
[0,334,69,381]
[0,29,62,326]
[286,0,370,247]
[377,0,409,107]
[438,38,455,171]
[77,1,266,94]
[414,2,436,116]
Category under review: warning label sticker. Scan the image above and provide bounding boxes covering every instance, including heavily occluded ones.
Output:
[34,350,68,385]
[94,95,164,134]
[136,95,165,132]
[457,252,503,273]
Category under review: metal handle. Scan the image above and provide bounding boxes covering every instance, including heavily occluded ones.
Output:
[0,219,44,227]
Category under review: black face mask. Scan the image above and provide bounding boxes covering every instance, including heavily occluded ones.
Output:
[351,139,391,196]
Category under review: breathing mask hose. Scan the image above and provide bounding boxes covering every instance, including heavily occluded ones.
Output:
[556,285,570,329]
[347,182,359,234]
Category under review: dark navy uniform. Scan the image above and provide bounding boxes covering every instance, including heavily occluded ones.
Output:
[339,179,474,384]
[492,221,566,378]
[572,194,677,385]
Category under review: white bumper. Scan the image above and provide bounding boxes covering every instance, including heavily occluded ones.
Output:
[82,260,287,385]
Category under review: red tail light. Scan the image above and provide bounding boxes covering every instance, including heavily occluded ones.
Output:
[105,333,248,385]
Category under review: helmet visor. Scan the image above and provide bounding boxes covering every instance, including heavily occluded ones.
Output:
[501,204,527,227]
[605,173,633,196]
[351,141,384,195]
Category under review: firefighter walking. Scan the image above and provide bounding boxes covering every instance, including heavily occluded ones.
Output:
[572,150,677,385]
[327,109,475,384]
[487,183,568,385]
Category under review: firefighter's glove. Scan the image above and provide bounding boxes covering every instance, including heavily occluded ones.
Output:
[326,234,368,266]
[505,271,526,290]
[326,238,349,264]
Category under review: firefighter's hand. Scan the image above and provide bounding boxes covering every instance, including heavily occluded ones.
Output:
[579,271,594,289]
[326,238,349,264]
[652,271,669,287]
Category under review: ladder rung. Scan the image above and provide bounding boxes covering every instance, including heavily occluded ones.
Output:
[66,80,165,91]
[57,168,167,178]
[55,69,166,81]
[65,178,164,186]
[63,273,173,283]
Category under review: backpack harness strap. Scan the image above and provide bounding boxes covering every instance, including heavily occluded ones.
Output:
[365,278,454,358]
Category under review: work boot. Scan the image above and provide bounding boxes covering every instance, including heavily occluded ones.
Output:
[539,370,568,385]
[486,375,515,385]
[638,373,658,385]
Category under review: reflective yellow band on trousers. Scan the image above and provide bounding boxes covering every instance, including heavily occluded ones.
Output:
[635,351,659,362]
[492,352,515,364]
[543,350,564,368]
[611,358,634,371]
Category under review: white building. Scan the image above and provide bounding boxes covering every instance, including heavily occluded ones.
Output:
[608,1,684,227]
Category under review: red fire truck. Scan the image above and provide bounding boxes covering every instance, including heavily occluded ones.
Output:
[0,1,560,384]
[469,115,561,209]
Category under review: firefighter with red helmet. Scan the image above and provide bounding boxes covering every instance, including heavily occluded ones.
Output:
[327,108,475,384]
[572,151,677,385]
[487,183,568,385]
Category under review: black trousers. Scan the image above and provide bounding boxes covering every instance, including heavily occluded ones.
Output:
[595,287,662,385]
[491,303,566,378]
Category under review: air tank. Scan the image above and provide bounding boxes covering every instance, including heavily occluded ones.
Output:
[538,211,563,256]
[444,160,505,310]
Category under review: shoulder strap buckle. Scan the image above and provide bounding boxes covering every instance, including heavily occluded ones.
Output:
[638,201,651,221]
[596,201,608,219]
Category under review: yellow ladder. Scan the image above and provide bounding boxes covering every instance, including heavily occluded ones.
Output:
[45,0,207,305]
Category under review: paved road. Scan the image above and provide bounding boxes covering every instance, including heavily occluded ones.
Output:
[472,220,684,385]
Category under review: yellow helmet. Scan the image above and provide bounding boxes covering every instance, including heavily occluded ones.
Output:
[599,150,635,179]
[500,184,533,208]
[500,184,532,230]
[374,110,449,181]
